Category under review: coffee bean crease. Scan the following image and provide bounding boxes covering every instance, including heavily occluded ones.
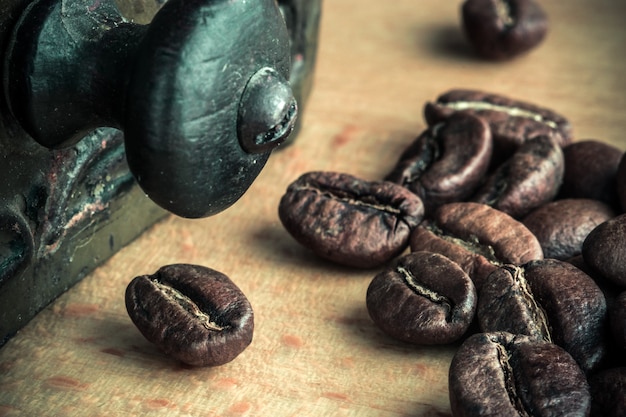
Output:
[439,101,559,130]
[495,0,515,28]
[396,265,453,320]
[426,222,500,264]
[396,128,442,186]
[505,265,552,343]
[493,340,532,417]
[152,279,225,332]
[476,169,509,206]
[295,184,403,216]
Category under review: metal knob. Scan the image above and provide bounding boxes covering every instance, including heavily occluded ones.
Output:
[4,0,298,218]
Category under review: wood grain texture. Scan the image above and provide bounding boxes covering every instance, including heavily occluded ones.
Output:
[1,0,625,416]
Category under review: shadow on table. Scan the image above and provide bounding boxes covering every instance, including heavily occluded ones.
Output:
[413,22,481,62]
[89,315,208,373]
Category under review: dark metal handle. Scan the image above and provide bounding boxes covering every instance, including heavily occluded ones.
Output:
[4,0,297,218]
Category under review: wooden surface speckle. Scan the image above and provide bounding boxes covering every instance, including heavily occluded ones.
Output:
[1,0,626,416]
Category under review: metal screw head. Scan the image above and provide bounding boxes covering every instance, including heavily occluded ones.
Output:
[237,67,298,154]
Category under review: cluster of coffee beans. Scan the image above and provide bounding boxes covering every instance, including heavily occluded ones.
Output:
[278,89,626,417]
[125,264,254,367]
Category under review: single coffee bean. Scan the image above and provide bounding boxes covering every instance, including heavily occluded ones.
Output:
[559,140,624,209]
[384,113,492,214]
[424,89,572,162]
[471,134,564,219]
[582,213,626,288]
[521,259,609,373]
[278,171,425,268]
[589,367,626,417]
[477,259,608,374]
[125,264,254,367]
[461,0,549,61]
[366,251,476,345]
[449,332,590,417]
[409,202,543,291]
[522,198,616,260]
[617,153,626,212]
[610,291,626,352]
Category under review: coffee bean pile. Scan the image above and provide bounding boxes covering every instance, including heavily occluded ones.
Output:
[278,89,626,417]
[120,1,625,414]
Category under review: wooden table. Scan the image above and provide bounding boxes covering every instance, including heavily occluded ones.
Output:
[1,1,625,416]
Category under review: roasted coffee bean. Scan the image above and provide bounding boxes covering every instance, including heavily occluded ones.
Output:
[449,332,590,417]
[461,0,549,60]
[583,213,626,288]
[520,259,610,373]
[384,113,492,214]
[617,153,626,212]
[424,89,572,162]
[610,291,626,351]
[125,264,254,367]
[278,171,424,268]
[409,202,543,291]
[589,367,626,417]
[559,140,624,208]
[522,198,616,260]
[471,134,564,218]
[366,251,476,345]
[477,260,608,374]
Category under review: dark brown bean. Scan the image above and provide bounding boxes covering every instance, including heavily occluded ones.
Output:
[278,171,424,268]
[366,251,476,345]
[409,202,543,291]
[559,140,624,209]
[522,198,616,260]
[424,89,572,162]
[477,259,608,374]
[589,367,626,417]
[582,213,626,288]
[522,259,608,374]
[471,134,564,218]
[461,0,549,60]
[449,332,590,417]
[125,264,254,367]
[384,113,492,214]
